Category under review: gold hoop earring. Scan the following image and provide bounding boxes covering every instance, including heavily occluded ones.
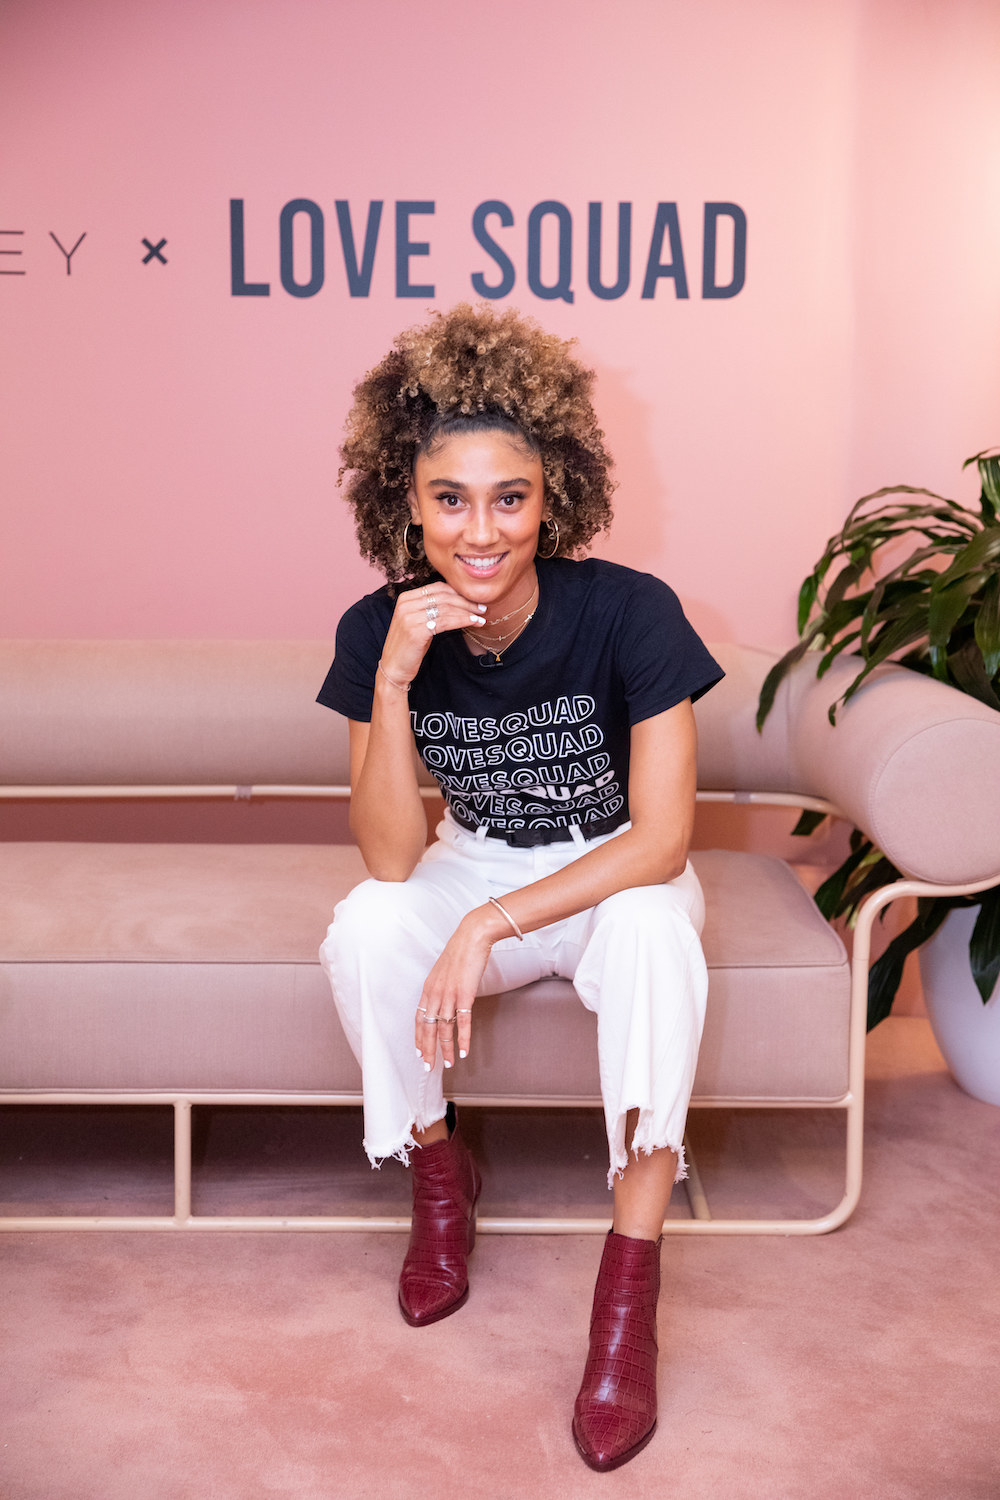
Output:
[402,520,425,562]
[536,516,560,559]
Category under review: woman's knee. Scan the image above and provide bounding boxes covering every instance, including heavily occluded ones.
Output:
[320,874,443,978]
[591,883,690,938]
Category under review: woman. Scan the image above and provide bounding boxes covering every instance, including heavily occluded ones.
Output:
[318,304,722,1473]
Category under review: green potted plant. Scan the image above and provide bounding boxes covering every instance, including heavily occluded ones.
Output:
[755,449,1000,1073]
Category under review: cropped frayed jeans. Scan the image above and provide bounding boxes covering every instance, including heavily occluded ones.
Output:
[320,813,708,1189]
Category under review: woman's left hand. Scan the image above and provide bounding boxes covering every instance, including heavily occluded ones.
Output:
[415,911,495,1070]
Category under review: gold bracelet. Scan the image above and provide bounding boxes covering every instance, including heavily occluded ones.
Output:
[488,896,524,942]
[376,660,410,692]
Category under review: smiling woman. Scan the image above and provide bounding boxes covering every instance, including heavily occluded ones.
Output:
[316,303,723,1473]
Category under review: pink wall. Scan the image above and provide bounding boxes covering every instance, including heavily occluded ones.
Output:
[2,0,998,649]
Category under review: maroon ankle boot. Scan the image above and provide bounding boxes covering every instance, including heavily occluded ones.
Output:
[398,1104,482,1327]
[572,1230,662,1472]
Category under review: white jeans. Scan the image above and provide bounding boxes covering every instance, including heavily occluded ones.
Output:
[320,813,708,1188]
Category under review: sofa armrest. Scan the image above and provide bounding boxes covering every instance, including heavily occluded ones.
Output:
[786,655,1000,884]
[695,642,1000,886]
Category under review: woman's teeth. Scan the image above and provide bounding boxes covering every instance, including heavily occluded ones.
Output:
[461,555,502,571]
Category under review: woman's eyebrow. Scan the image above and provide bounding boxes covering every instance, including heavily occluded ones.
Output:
[427,476,533,489]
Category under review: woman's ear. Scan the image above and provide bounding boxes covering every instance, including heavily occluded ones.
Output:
[406,486,421,524]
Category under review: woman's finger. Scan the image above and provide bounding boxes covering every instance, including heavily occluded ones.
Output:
[455,1006,473,1060]
[414,1002,473,1069]
[436,1015,457,1070]
[415,1008,439,1068]
[405,588,486,636]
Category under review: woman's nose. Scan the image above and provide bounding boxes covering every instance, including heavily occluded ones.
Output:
[465,502,499,545]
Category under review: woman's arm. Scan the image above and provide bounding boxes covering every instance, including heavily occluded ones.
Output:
[347,709,427,881]
[417,698,698,1065]
[348,582,488,881]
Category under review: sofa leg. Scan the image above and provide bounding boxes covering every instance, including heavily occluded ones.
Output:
[174,1099,192,1223]
[681,1134,711,1221]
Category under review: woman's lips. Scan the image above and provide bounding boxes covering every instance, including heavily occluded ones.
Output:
[456,552,506,577]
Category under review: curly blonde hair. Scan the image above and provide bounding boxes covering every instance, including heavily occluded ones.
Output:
[339,303,615,584]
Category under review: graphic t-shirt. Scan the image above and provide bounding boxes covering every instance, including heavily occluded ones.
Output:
[317,557,724,835]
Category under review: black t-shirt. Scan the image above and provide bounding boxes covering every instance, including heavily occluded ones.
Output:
[317,557,723,835]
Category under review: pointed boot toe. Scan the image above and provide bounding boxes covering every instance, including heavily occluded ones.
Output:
[572,1231,661,1471]
[572,1404,658,1473]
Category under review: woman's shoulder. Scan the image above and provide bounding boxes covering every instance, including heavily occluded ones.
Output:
[336,581,397,643]
[544,556,683,608]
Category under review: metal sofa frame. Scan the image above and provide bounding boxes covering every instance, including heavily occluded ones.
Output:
[4,781,992,1236]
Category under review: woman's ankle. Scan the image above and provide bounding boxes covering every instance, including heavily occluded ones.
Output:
[413,1118,449,1148]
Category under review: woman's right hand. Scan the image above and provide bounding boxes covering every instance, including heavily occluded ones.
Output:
[378,582,486,687]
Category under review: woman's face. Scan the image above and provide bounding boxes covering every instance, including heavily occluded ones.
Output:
[409,429,547,615]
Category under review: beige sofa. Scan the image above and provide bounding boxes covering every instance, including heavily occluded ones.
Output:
[2,640,999,1235]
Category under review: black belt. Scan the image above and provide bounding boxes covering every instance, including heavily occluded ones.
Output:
[450,808,626,848]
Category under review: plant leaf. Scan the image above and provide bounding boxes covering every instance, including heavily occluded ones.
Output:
[964,450,1000,521]
[973,573,1000,680]
[866,901,952,1030]
[791,809,828,837]
[841,855,904,917]
[829,615,932,721]
[816,630,864,678]
[928,576,983,677]
[933,524,1000,587]
[947,638,1000,711]
[814,841,873,919]
[755,626,824,731]
[797,572,820,633]
[969,884,1000,1004]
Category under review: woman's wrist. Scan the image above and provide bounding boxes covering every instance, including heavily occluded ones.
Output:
[376,659,410,692]
[467,901,522,947]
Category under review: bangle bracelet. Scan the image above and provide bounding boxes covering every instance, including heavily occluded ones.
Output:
[488,896,524,942]
[376,660,410,692]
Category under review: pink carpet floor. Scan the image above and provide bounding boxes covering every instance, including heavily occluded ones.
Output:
[1,1017,998,1500]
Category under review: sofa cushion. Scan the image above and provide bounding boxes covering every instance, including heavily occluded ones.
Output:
[0,843,849,1100]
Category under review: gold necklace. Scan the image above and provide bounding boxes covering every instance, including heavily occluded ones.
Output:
[463,608,537,650]
[470,585,538,641]
[478,584,538,630]
[463,610,536,664]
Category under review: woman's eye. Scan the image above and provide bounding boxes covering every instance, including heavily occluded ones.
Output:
[498,492,526,508]
[438,494,463,509]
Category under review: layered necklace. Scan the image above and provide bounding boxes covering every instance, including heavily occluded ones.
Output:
[462,581,539,667]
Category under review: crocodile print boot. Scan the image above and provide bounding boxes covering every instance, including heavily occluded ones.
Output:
[398,1103,482,1327]
[572,1230,662,1472]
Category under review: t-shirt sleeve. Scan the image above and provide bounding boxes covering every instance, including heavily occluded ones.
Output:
[315,595,390,722]
[616,573,724,725]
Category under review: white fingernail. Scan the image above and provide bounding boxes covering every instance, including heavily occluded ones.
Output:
[423,1061,431,1072]
[443,1059,452,1069]
[469,614,484,624]
[459,1050,468,1059]
[415,1049,423,1060]
[476,602,487,611]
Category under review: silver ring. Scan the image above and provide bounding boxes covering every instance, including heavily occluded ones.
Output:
[456,1008,473,1014]
[425,601,439,634]
[421,1016,439,1024]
